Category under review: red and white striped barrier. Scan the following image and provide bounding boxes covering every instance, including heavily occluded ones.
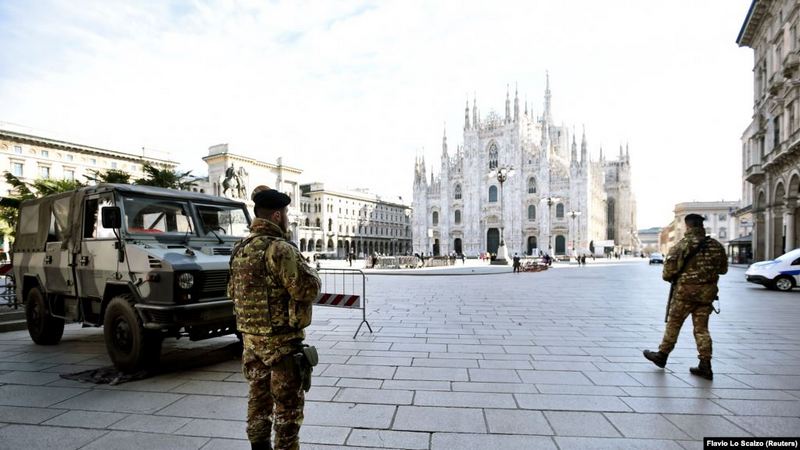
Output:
[315,268,372,338]
[314,293,361,309]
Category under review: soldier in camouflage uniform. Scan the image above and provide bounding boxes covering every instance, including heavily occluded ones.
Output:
[229,185,321,450]
[643,214,728,380]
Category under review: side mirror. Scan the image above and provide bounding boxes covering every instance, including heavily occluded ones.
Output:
[101,206,122,229]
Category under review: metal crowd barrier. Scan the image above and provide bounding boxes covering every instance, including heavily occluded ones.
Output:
[0,264,17,309]
[315,268,372,339]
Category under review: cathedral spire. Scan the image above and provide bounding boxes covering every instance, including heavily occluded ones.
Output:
[626,142,630,161]
[580,125,588,163]
[619,144,624,160]
[543,70,552,125]
[472,94,478,129]
[505,84,511,123]
[464,98,470,130]
[599,146,604,162]
[513,83,519,123]
[524,97,528,116]
[571,132,578,164]
[442,123,448,157]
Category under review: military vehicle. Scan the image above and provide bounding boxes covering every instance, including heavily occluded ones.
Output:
[12,184,251,371]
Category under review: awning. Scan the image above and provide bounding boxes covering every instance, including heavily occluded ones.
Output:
[728,234,752,244]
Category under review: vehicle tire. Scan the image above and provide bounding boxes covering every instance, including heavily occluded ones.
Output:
[25,286,64,345]
[103,295,162,372]
[774,276,795,292]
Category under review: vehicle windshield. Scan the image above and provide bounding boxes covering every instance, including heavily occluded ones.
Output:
[122,196,194,236]
[775,249,800,262]
[196,203,250,239]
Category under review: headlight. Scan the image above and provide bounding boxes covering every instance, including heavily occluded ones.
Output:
[178,273,194,290]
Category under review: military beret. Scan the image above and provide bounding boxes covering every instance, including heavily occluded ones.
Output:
[251,185,272,202]
[684,213,705,223]
[253,188,291,209]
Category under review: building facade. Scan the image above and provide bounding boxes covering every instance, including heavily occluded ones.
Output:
[297,183,411,258]
[638,227,662,255]
[201,145,412,257]
[737,0,800,260]
[0,126,177,195]
[659,201,744,253]
[412,78,637,257]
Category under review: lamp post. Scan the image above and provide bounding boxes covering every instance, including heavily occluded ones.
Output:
[488,165,515,264]
[567,210,582,259]
[541,196,562,255]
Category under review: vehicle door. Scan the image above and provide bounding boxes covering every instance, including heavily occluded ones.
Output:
[790,256,800,286]
[43,196,76,296]
[75,193,118,300]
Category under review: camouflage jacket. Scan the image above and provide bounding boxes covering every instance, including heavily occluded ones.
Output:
[229,218,321,339]
[663,227,728,303]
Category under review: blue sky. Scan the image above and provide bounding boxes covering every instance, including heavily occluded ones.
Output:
[0,0,754,227]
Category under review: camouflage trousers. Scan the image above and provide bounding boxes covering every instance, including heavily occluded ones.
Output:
[242,337,304,450]
[658,299,713,360]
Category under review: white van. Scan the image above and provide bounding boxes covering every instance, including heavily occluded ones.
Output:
[745,248,800,292]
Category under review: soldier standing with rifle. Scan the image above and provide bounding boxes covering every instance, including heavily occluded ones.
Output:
[229,185,321,450]
[643,213,727,380]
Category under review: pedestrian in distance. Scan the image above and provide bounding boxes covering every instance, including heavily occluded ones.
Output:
[229,185,322,450]
[512,253,521,273]
[643,213,728,380]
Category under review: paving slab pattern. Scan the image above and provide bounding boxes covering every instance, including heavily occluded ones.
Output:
[0,261,798,448]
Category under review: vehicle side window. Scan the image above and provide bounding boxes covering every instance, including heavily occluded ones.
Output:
[83,195,115,239]
[792,257,800,266]
[47,212,60,242]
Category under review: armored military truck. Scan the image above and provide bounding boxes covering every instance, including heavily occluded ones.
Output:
[12,184,251,372]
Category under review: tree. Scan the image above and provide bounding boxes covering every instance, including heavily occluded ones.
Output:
[135,163,197,190]
[0,172,85,238]
[84,169,132,184]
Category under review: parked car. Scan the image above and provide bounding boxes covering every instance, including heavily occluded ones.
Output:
[13,184,251,372]
[649,252,664,264]
[745,248,800,292]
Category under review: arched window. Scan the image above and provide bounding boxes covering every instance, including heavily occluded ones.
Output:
[432,211,439,226]
[328,218,333,230]
[305,218,310,227]
[454,184,462,200]
[719,227,727,239]
[556,203,564,218]
[488,143,498,169]
[528,205,536,220]
[315,218,321,228]
[454,210,461,224]
[489,185,498,202]
[528,177,537,194]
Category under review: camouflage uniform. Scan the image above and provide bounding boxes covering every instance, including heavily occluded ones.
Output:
[229,217,320,450]
[658,227,728,361]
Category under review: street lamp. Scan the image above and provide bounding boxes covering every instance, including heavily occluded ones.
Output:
[541,196,562,255]
[488,165,515,264]
[567,210,582,259]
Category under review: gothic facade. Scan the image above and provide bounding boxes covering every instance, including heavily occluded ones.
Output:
[412,78,638,257]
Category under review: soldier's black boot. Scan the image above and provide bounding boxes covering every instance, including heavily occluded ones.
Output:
[251,442,272,450]
[642,350,668,368]
[689,359,713,380]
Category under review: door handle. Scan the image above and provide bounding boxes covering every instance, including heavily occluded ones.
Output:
[44,255,53,264]
[80,256,90,266]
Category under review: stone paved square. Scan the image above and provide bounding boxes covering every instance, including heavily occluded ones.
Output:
[0,261,798,449]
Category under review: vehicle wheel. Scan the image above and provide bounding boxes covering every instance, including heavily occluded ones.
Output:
[103,295,162,372]
[25,286,64,345]
[774,276,795,292]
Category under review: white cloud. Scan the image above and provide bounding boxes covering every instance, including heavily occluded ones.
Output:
[0,0,753,227]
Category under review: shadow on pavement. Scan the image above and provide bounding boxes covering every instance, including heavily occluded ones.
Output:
[60,340,243,386]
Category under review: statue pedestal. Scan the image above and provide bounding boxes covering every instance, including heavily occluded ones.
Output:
[491,244,510,265]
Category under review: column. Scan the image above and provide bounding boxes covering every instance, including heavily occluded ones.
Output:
[785,199,796,252]
[764,207,773,260]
